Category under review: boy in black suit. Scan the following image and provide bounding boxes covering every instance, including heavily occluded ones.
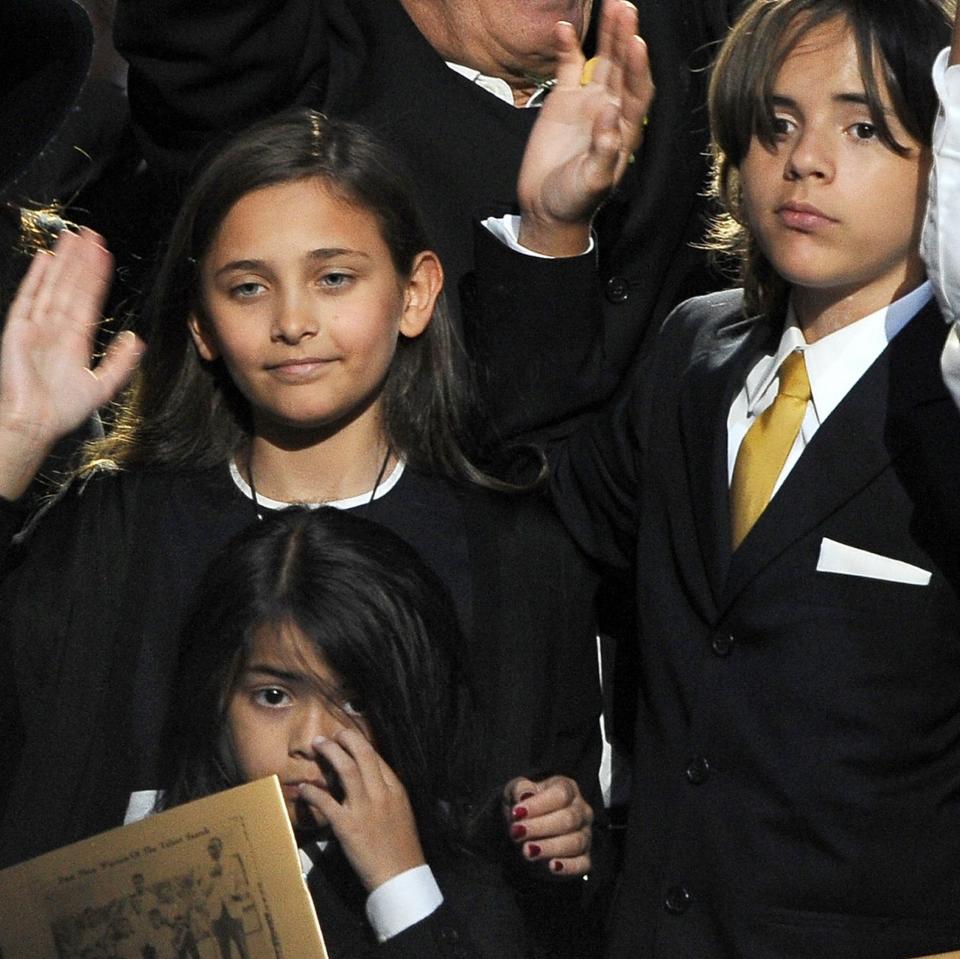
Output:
[470,1,960,956]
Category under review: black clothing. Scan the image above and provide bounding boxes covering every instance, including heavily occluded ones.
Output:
[0,464,600,869]
[306,844,528,959]
[114,0,741,402]
[470,230,960,958]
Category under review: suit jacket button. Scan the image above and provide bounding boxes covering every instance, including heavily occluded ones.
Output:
[664,885,692,914]
[711,633,734,657]
[685,757,710,784]
[605,275,630,303]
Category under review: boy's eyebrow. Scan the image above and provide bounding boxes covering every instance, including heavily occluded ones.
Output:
[770,92,894,115]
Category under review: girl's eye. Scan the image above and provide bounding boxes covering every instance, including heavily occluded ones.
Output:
[849,122,877,142]
[253,687,290,708]
[320,272,352,289]
[771,116,795,138]
[231,281,265,299]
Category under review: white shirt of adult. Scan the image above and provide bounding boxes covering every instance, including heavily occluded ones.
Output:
[920,47,960,409]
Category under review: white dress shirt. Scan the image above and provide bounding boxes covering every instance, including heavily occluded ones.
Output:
[921,47,960,409]
[726,283,932,491]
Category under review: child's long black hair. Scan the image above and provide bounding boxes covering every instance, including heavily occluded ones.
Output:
[160,507,473,856]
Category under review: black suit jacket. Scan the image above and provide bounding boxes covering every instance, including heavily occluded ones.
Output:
[114,0,740,421]
[470,238,960,957]
[304,843,528,959]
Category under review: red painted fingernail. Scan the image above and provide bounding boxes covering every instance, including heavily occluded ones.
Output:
[552,860,564,873]
[519,791,535,801]
[512,805,528,821]
[511,823,527,839]
[526,843,541,858]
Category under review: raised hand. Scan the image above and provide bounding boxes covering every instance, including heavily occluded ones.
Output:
[0,228,145,499]
[517,0,654,256]
[503,775,593,876]
[298,729,427,892]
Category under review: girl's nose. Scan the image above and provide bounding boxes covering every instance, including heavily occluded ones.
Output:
[289,703,343,757]
[272,292,319,343]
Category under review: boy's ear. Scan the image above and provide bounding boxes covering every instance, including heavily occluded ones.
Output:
[188,311,220,362]
[399,251,443,339]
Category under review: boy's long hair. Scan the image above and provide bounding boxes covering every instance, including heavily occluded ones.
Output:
[160,507,474,855]
[707,0,953,317]
[81,110,503,488]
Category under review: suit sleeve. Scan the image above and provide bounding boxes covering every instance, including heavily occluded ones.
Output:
[465,218,616,447]
[379,864,529,959]
[466,217,648,572]
[114,0,354,176]
[0,497,31,834]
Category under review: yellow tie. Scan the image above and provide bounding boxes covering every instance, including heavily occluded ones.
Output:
[730,350,811,549]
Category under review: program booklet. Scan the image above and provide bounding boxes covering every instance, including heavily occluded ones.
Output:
[0,776,327,958]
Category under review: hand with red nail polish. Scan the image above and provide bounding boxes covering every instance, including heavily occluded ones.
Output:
[501,775,593,877]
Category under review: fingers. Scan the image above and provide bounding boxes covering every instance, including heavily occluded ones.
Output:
[619,33,654,156]
[312,729,390,803]
[505,776,594,877]
[89,330,146,406]
[29,229,113,334]
[298,730,425,892]
[4,245,53,330]
[581,0,652,184]
[553,20,586,89]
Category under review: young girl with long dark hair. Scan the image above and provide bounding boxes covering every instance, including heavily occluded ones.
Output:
[161,506,528,957]
[0,111,597,903]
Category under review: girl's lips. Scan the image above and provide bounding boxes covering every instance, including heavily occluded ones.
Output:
[266,359,334,382]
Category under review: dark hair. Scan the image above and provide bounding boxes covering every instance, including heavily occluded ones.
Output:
[82,110,503,488]
[160,507,472,854]
[707,0,952,316]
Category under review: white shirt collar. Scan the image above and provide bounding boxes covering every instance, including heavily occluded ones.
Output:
[445,61,548,107]
[229,457,405,511]
[744,281,932,423]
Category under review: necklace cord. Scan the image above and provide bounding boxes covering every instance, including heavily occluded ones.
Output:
[247,446,393,521]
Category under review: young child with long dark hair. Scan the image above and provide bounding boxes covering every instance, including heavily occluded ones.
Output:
[465,0,960,955]
[0,108,598,915]
[161,506,529,957]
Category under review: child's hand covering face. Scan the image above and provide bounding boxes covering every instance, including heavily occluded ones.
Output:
[298,729,427,893]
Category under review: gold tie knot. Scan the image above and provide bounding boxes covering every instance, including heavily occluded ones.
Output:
[777,350,811,401]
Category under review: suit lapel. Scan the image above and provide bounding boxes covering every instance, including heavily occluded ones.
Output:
[720,300,947,610]
[678,310,779,607]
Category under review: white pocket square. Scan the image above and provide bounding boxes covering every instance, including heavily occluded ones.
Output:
[816,538,931,586]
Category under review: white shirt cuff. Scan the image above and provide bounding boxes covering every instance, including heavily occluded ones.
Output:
[481,213,595,258]
[365,864,443,942]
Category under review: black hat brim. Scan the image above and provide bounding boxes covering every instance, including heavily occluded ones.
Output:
[0,0,94,194]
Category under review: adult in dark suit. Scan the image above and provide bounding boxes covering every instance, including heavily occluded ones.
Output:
[465,0,960,955]
[113,0,740,400]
